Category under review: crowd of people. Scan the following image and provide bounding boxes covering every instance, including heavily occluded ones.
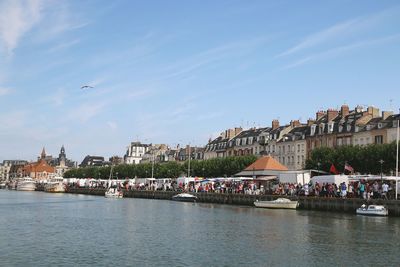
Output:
[66,177,398,200]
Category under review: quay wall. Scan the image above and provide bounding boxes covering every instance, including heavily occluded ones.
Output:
[65,188,400,216]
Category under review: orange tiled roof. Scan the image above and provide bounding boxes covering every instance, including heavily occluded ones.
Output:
[245,156,288,171]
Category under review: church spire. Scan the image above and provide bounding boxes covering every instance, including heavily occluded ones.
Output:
[41,147,46,159]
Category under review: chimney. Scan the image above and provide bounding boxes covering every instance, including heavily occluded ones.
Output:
[367,106,380,118]
[316,111,325,120]
[340,105,349,117]
[327,109,339,122]
[234,127,242,136]
[307,119,315,126]
[382,111,393,120]
[272,120,280,130]
[290,120,301,128]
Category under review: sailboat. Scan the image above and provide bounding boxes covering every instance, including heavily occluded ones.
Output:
[105,165,123,198]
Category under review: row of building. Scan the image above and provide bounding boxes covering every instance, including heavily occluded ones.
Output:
[204,105,399,170]
[1,105,399,182]
[0,146,75,182]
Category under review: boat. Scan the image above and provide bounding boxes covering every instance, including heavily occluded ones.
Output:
[356,204,388,216]
[254,198,298,209]
[16,177,36,191]
[172,193,197,202]
[105,165,123,199]
[44,176,65,193]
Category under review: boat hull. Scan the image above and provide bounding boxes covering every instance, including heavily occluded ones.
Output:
[44,183,65,193]
[105,188,123,198]
[16,184,36,191]
[172,193,197,202]
[254,201,298,209]
[356,209,388,216]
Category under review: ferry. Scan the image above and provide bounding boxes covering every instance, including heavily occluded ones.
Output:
[44,177,65,193]
[16,177,36,191]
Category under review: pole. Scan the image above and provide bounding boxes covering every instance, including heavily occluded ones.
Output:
[188,145,191,177]
[396,118,399,199]
[151,152,155,179]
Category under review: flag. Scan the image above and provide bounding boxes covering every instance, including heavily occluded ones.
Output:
[330,164,339,174]
[344,162,354,174]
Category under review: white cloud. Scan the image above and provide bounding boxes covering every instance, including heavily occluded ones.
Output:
[0,87,12,96]
[282,34,400,70]
[107,121,117,131]
[0,0,44,56]
[67,102,106,123]
[47,39,80,53]
[277,7,400,58]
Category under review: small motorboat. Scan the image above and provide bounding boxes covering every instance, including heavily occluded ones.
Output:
[254,198,298,209]
[356,204,388,216]
[172,193,197,202]
[105,187,123,198]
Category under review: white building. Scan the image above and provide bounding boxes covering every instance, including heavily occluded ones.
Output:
[276,125,308,171]
[124,142,150,164]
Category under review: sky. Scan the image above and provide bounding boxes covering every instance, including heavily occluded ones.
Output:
[0,0,399,163]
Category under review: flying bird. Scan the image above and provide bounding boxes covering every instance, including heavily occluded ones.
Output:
[81,85,94,89]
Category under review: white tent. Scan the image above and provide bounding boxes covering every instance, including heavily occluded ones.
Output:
[310,175,349,185]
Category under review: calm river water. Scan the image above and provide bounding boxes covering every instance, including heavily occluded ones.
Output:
[0,190,399,266]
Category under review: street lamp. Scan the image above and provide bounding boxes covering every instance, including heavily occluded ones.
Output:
[317,162,321,176]
[202,167,205,178]
[379,159,384,183]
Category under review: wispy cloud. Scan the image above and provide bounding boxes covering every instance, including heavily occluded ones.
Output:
[41,87,67,106]
[277,19,359,58]
[107,121,117,131]
[0,0,44,56]
[67,101,107,123]
[48,39,80,53]
[282,34,400,70]
[0,87,12,96]
[160,37,271,80]
[277,6,400,58]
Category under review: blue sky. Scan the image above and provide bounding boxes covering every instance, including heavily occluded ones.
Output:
[0,0,399,162]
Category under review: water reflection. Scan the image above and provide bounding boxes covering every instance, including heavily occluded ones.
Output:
[0,190,399,266]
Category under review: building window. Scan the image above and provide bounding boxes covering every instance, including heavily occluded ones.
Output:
[375,135,383,144]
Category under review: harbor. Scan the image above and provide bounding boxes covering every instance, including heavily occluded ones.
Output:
[1,189,400,267]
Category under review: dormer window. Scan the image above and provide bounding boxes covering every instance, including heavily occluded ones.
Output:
[328,123,334,133]
[311,125,316,136]
[347,124,351,132]
[366,125,371,131]
[355,126,359,132]
[319,123,325,134]
[378,123,383,129]
[339,125,343,133]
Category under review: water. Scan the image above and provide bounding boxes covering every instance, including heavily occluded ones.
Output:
[0,190,399,267]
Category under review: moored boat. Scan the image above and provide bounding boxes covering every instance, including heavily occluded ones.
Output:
[356,204,388,216]
[104,165,123,199]
[44,177,65,193]
[254,198,298,209]
[16,177,36,191]
[172,193,197,202]
[105,187,123,198]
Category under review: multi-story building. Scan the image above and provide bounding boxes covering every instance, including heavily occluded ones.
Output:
[226,127,271,157]
[353,112,396,146]
[0,160,28,182]
[277,124,308,170]
[80,155,105,167]
[124,141,150,164]
[23,149,55,180]
[204,128,242,159]
[265,120,294,158]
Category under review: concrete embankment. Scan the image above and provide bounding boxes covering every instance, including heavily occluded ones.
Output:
[65,188,400,216]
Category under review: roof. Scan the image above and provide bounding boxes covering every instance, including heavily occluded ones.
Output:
[244,156,288,171]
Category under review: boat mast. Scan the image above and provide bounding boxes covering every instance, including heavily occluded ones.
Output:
[187,144,191,177]
[396,116,399,200]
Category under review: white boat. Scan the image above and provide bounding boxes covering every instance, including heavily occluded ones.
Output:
[16,177,36,191]
[105,187,123,198]
[356,204,388,216]
[44,177,65,193]
[254,198,298,209]
[105,165,123,199]
[172,193,197,202]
